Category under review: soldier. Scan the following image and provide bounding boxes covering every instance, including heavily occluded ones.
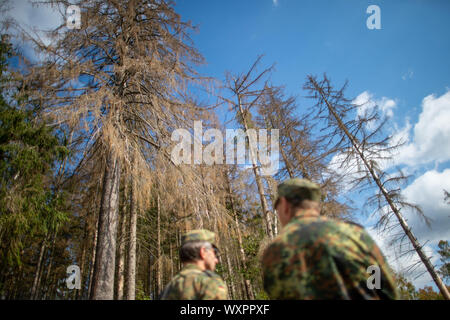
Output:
[160,229,228,300]
[261,178,399,299]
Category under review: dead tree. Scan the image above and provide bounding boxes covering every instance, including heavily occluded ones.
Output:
[304,74,450,300]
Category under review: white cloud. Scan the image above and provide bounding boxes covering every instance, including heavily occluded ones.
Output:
[363,169,450,289]
[402,68,414,81]
[9,1,63,33]
[2,0,63,60]
[401,169,450,245]
[353,91,397,120]
[272,0,279,7]
[347,90,450,171]
[367,226,440,289]
[341,90,450,290]
[394,91,450,167]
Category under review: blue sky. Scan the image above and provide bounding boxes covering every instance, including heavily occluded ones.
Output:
[4,0,450,291]
[173,0,450,289]
[175,0,450,120]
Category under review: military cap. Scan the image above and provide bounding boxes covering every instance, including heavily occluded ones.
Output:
[275,178,321,205]
[182,229,217,247]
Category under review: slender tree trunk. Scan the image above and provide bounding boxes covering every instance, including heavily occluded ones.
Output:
[279,143,295,178]
[149,255,155,299]
[87,214,99,299]
[176,227,182,272]
[31,236,47,299]
[117,202,127,300]
[75,225,88,300]
[156,194,162,296]
[222,235,236,299]
[236,96,274,239]
[34,248,47,300]
[40,232,57,300]
[169,242,174,279]
[91,150,121,300]
[225,171,254,299]
[313,79,450,300]
[126,178,137,300]
[265,176,279,236]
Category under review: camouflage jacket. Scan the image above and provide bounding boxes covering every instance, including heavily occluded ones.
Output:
[262,210,399,300]
[160,263,228,300]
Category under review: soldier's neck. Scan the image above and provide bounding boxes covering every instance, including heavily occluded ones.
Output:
[184,260,206,271]
[291,208,320,220]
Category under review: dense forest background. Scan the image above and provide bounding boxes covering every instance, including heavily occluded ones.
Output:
[0,0,448,300]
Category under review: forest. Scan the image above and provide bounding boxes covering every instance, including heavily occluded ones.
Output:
[0,0,448,300]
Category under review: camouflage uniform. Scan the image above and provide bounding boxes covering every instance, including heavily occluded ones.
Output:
[262,178,399,300]
[160,229,228,300]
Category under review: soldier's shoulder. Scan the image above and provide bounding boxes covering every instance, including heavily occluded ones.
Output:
[338,219,365,229]
[201,271,228,299]
[307,217,366,235]
[203,270,225,283]
[324,218,381,251]
[333,219,374,239]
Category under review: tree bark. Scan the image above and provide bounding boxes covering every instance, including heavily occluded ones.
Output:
[156,194,162,296]
[126,178,137,300]
[31,236,47,299]
[169,241,174,279]
[117,202,127,300]
[91,150,121,300]
[236,96,274,239]
[40,232,57,300]
[75,225,89,300]
[87,214,99,299]
[225,171,254,299]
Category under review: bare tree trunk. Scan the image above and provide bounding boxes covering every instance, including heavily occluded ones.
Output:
[148,255,153,299]
[40,232,57,300]
[156,194,162,296]
[87,214,99,299]
[312,78,450,300]
[31,236,47,299]
[91,151,121,300]
[176,227,182,272]
[279,143,295,178]
[222,237,236,299]
[264,176,279,236]
[117,203,127,300]
[236,96,274,239]
[34,248,47,300]
[75,225,89,300]
[225,172,254,299]
[169,242,174,279]
[126,178,137,300]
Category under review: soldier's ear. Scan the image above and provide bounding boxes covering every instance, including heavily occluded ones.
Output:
[199,246,207,260]
[278,197,295,226]
[279,197,289,214]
